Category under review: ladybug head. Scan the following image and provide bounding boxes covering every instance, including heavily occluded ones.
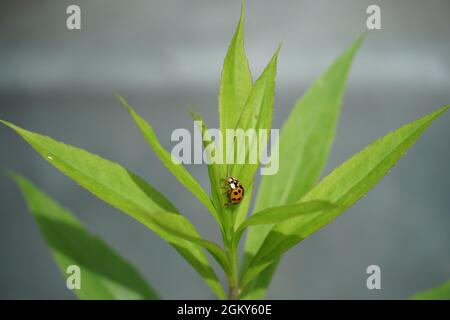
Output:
[226,176,237,183]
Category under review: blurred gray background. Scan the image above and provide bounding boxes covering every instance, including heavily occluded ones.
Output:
[0,0,449,299]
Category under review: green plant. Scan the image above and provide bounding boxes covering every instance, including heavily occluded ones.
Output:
[2,3,448,300]
[410,279,450,300]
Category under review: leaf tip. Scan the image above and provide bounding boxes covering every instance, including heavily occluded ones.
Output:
[3,168,18,182]
[0,118,16,130]
[116,94,133,114]
[239,0,245,25]
[437,104,450,115]
[0,119,28,138]
[5,170,30,193]
[357,32,366,43]
[187,106,197,120]
[275,39,283,52]
[264,43,282,70]
[232,0,248,50]
[274,42,282,60]
[423,104,450,125]
[348,33,366,56]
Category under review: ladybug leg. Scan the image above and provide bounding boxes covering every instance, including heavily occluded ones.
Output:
[223,196,231,207]
[222,190,231,207]
[220,185,228,193]
[222,189,231,195]
[220,179,229,189]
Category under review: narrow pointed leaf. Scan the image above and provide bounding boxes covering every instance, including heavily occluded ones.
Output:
[11,173,159,300]
[232,46,280,187]
[1,120,226,299]
[237,200,335,231]
[191,112,225,232]
[231,47,280,231]
[119,96,220,225]
[255,35,364,209]
[410,279,450,300]
[242,105,449,288]
[219,0,253,148]
[217,1,253,237]
[191,113,242,260]
[242,35,364,298]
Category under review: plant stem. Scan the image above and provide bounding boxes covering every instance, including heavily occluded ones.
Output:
[225,235,240,300]
[228,283,240,300]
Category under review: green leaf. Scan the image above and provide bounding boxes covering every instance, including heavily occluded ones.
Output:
[410,279,450,300]
[234,201,335,251]
[1,119,226,299]
[231,46,280,188]
[237,201,335,231]
[219,0,253,151]
[11,173,159,300]
[242,35,364,298]
[217,1,254,240]
[231,46,280,232]
[190,111,226,233]
[119,96,220,226]
[242,105,449,288]
[255,35,364,210]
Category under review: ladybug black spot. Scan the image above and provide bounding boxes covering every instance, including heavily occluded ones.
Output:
[232,198,237,201]
[238,189,241,193]
[233,191,238,195]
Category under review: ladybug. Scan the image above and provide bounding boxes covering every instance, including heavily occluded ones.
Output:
[222,176,245,206]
